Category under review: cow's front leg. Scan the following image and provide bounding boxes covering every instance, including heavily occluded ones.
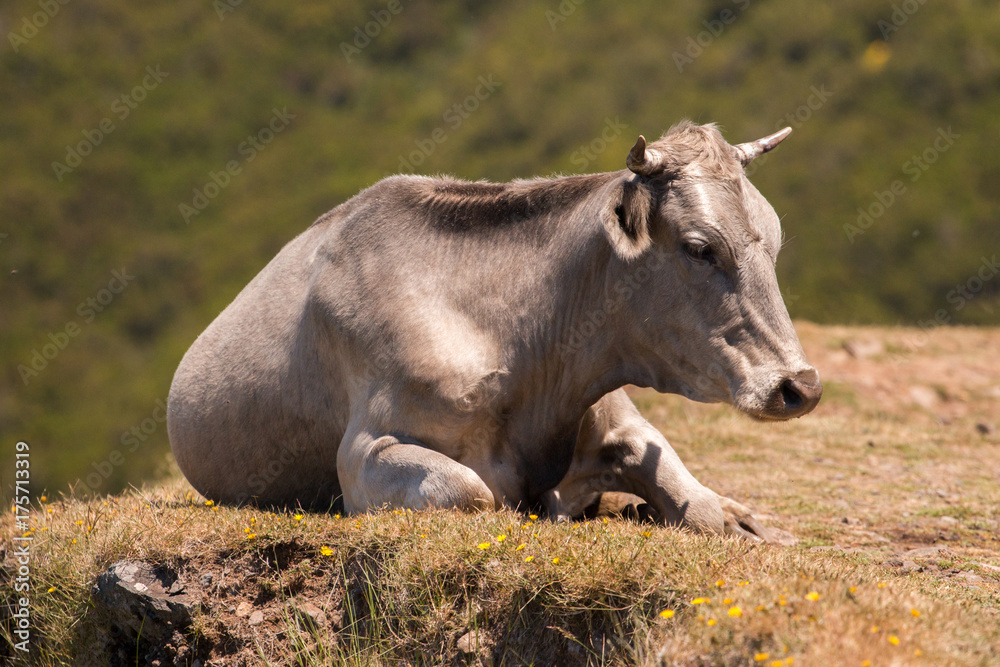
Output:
[547,390,770,540]
[337,429,495,513]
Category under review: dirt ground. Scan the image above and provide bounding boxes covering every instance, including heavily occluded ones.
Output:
[632,322,1000,594]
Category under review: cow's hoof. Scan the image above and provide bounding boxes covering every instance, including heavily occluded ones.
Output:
[716,495,778,543]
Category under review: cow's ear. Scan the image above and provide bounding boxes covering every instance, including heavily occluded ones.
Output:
[603,177,654,260]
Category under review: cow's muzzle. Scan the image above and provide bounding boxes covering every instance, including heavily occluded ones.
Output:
[760,368,822,420]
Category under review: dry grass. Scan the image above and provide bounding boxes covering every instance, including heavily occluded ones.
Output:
[3,324,999,666]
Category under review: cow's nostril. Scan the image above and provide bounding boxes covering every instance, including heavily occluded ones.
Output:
[780,379,804,411]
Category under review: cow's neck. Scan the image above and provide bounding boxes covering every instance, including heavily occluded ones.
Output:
[497,176,655,496]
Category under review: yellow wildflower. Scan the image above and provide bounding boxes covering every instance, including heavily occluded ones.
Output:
[707,618,717,626]
[715,579,725,587]
[515,543,526,551]
[862,661,872,667]
[496,534,506,542]
[805,591,820,601]
[293,514,303,521]
[877,581,887,588]
[40,496,47,502]
[849,586,857,593]
[659,609,674,619]
[246,533,256,539]
[723,598,733,605]
[754,654,769,663]
[691,597,709,605]
[770,662,783,667]
[525,555,534,562]
[870,625,879,633]
[478,542,490,550]
[552,557,560,565]
[320,546,334,556]
[528,514,538,521]
[889,635,900,645]
[911,608,920,617]
[47,587,55,593]
[728,606,742,618]
[641,530,651,538]
[204,500,214,507]
[737,580,749,586]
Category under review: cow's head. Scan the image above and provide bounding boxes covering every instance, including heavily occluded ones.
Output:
[602,121,821,420]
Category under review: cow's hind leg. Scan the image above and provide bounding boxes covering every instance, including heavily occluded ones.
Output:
[337,429,495,514]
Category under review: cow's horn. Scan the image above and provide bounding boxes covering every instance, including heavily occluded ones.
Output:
[733,126,793,166]
[626,135,664,176]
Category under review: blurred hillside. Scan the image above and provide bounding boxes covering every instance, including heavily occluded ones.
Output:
[2,0,999,497]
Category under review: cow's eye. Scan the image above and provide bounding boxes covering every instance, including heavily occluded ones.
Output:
[683,242,717,266]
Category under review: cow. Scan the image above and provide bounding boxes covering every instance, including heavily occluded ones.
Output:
[167,120,821,540]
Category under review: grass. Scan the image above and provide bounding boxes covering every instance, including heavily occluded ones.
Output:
[3,323,1000,665]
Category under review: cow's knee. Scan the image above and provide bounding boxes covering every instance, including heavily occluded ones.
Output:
[339,433,495,513]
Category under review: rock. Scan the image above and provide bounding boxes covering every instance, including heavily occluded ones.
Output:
[249,610,265,626]
[91,561,198,644]
[843,338,885,359]
[976,422,995,435]
[294,600,327,627]
[236,601,253,618]
[909,385,940,410]
[937,516,959,526]
[763,527,799,547]
[457,629,483,654]
[200,573,214,587]
[903,545,947,559]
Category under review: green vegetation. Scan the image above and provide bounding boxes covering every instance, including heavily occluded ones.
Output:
[2,0,999,496]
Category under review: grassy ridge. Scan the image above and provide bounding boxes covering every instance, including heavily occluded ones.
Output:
[2,479,996,665]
